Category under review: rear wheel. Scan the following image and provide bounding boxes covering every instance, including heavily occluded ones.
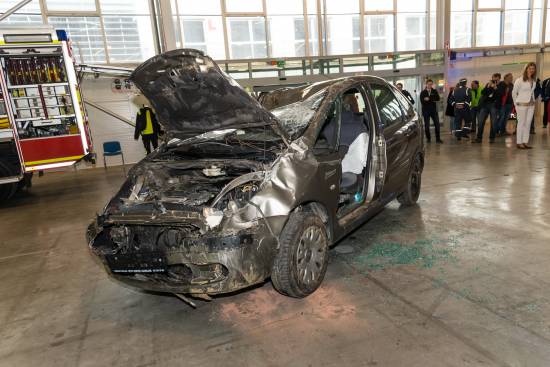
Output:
[271,212,329,298]
[0,160,18,201]
[397,155,422,206]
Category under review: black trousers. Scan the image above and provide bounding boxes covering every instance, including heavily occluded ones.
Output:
[142,134,158,154]
[544,99,549,127]
[453,107,472,137]
[422,109,441,141]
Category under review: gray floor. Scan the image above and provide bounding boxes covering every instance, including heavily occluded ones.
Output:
[1,130,550,367]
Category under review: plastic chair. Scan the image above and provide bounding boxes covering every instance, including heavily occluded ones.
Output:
[103,141,125,173]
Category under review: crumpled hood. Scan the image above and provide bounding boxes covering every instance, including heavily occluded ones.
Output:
[130,49,278,138]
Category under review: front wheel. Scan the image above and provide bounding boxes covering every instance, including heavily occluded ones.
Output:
[271,212,329,298]
[397,155,422,206]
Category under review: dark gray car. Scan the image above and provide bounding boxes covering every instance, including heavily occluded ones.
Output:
[87,49,424,299]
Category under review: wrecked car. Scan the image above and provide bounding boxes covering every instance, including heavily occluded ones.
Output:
[87,49,424,299]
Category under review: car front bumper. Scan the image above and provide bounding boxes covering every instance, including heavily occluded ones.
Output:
[86,218,278,295]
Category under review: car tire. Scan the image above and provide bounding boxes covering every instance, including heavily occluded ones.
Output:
[271,212,329,298]
[397,154,422,206]
[0,160,18,201]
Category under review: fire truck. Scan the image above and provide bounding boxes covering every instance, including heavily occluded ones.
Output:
[0,26,94,200]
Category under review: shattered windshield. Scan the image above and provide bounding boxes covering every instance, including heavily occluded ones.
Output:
[270,90,327,139]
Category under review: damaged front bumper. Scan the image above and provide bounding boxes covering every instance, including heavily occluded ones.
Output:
[86,216,278,295]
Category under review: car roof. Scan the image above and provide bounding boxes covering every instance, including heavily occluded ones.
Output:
[259,75,390,111]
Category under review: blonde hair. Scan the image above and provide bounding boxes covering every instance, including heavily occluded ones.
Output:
[522,62,537,81]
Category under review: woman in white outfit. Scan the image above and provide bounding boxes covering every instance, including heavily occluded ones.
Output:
[512,62,537,149]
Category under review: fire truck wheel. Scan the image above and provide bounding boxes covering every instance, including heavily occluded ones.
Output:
[0,160,18,201]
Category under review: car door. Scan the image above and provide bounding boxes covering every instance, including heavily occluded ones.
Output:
[393,85,420,167]
[367,82,409,197]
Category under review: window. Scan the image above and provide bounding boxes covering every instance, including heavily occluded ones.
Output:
[48,17,107,63]
[365,0,393,12]
[227,17,267,59]
[98,0,154,62]
[327,15,360,55]
[103,16,155,62]
[476,12,501,47]
[450,12,472,48]
[531,8,542,44]
[181,17,225,59]
[0,0,42,25]
[269,16,306,57]
[46,0,96,12]
[175,0,225,59]
[369,84,403,127]
[225,0,263,13]
[177,0,221,14]
[365,15,394,53]
[397,13,426,51]
[504,10,528,45]
[429,0,437,49]
[478,0,501,8]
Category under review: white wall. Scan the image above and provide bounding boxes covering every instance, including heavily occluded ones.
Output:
[81,78,148,168]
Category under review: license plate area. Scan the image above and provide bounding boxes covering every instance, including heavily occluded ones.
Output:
[106,252,167,274]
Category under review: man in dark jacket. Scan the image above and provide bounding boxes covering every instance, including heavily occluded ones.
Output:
[495,73,514,136]
[475,75,500,143]
[419,79,442,143]
[134,105,161,154]
[542,77,550,128]
[452,78,472,140]
[396,82,415,105]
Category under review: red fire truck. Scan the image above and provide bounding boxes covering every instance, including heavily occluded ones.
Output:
[0,26,94,200]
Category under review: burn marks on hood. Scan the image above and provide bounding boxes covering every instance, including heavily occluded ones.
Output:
[130,49,278,138]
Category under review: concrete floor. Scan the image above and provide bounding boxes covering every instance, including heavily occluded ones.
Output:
[1,130,550,367]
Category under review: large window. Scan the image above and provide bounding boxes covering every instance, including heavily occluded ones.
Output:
[100,0,155,62]
[48,17,106,63]
[227,17,267,59]
[476,12,501,47]
[450,0,473,48]
[174,0,226,59]
[0,0,42,25]
[364,15,394,53]
[451,0,541,48]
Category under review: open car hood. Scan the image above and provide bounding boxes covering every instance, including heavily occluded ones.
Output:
[130,49,279,138]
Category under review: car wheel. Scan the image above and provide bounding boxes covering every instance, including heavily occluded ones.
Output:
[397,155,422,206]
[0,160,18,201]
[271,212,329,298]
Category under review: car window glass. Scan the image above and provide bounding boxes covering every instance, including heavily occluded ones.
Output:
[393,88,414,117]
[369,83,403,127]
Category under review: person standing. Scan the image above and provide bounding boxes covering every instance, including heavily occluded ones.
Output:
[541,76,550,128]
[445,87,455,132]
[470,80,482,134]
[475,76,499,143]
[134,105,161,154]
[396,82,415,105]
[512,62,537,149]
[451,78,472,141]
[495,73,514,136]
[419,79,443,143]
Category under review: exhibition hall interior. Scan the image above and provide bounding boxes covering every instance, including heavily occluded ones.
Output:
[1,0,550,366]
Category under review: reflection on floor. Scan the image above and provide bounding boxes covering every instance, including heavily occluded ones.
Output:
[1,130,550,366]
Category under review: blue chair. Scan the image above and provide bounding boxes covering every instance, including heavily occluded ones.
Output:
[103,141,125,173]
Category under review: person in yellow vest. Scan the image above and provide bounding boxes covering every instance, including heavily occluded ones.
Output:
[134,105,161,154]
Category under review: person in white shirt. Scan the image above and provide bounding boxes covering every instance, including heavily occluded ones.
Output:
[512,62,537,149]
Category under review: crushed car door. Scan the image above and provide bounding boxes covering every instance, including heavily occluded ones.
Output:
[367,82,408,197]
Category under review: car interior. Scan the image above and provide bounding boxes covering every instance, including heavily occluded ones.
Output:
[314,87,373,216]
